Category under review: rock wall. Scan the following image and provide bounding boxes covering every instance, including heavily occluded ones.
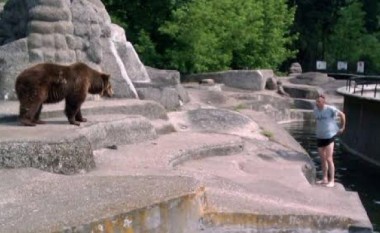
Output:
[0,0,153,100]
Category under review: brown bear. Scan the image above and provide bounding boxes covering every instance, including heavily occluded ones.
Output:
[15,62,113,126]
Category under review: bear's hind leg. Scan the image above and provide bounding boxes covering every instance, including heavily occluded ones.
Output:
[19,102,40,126]
[33,104,46,124]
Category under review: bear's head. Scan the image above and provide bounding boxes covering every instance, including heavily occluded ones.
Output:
[100,74,113,97]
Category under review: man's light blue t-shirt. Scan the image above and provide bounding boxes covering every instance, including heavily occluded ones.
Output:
[313,105,339,139]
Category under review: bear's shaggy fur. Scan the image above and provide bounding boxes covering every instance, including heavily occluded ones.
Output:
[15,62,113,126]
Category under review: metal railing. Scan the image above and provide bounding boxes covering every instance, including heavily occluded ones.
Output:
[346,75,380,98]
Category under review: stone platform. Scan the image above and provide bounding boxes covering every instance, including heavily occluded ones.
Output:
[0,97,373,232]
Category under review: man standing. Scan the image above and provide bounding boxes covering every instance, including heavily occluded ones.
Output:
[314,94,346,187]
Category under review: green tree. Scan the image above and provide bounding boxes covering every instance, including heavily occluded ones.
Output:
[362,0,380,33]
[102,0,188,67]
[234,0,297,70]
[326,1,366,63]
[292,0,346,71]
[160,0,296,73]
[326,0,380,73]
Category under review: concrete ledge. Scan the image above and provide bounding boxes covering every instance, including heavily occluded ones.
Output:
[78,115,157,150]
[185,70,266,91]
[0,134,94,175]
[283,84,323,99]
[0,114,158,174]
[0,170,204,233]
[0,99,169,123]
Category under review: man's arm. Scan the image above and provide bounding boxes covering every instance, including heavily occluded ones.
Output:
[337,110,346,134]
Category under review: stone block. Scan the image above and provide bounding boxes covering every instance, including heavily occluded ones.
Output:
[0,135,94,174]
[137,86,181,111]
[289,62,302,74]
[290,72,333,86]
[29,5,71,22]
[111,27,150,83]
[54,33,68,50]
[175,84,190,103]
[43,49,56,62]
[41,33,55,47]
[187,70,266,91]
[87,38,102,63]
[283,84,323,99]
[65,34,78,49]
[55,50,76,63]
[99,38,138,98]
[0,39,29,100]
[265,76,278,90]
[29,48,44,62]
[27,33,43,49]
[145,66,180,85]
[29,20,73,34]
[200,79,215,85]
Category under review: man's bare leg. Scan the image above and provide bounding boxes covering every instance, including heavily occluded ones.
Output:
[325,142,335,187]
[318,147,329,184]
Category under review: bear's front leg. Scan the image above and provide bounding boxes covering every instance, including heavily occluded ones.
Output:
[75,110,87,122]
[65,101,82,126]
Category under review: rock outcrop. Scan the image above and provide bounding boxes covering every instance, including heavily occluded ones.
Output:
[0,0,188,108]
[289,62,302,75]
[186,70,267,91]
[289,72,334,86]
[0,0,139,99]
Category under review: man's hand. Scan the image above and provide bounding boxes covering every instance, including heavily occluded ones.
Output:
[337,111,346,135]
[338,127,345,134]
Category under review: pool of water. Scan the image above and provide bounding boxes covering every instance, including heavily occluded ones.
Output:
[283,121,380,232]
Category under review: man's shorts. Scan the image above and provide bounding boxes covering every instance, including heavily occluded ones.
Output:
[316,136,336,148]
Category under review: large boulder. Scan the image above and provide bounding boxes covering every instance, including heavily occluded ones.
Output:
[289,62,302,75]
[289,72,333,86]
[186,70,266,91]
[282,84,324,99]
[0,0,144,99]
[134,67,190,110]
[111,24,150,83]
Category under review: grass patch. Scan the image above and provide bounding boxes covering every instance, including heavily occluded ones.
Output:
[233,103,247,111]
[261,130,274,139]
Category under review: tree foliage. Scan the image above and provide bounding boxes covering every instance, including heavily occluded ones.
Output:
[101,0,380,74]
[326,1,367,64]
[159,0,296,73]
[293,0,380,73]
[101,0,187,67]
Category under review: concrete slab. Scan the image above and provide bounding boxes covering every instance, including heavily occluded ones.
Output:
[0,168,202,233]
[0,99,169,122]
[86,130,371,231]
[0,114,157,174]
[0,81,373,232]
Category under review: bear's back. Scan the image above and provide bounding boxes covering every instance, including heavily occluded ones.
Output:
[16,63,73,102]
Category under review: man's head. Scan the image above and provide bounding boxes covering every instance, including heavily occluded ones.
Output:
[316,94,326,109]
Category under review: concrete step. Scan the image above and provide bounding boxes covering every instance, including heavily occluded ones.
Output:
[0,114,157,174]
[0,99,169,122]
[0,168,204,233]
